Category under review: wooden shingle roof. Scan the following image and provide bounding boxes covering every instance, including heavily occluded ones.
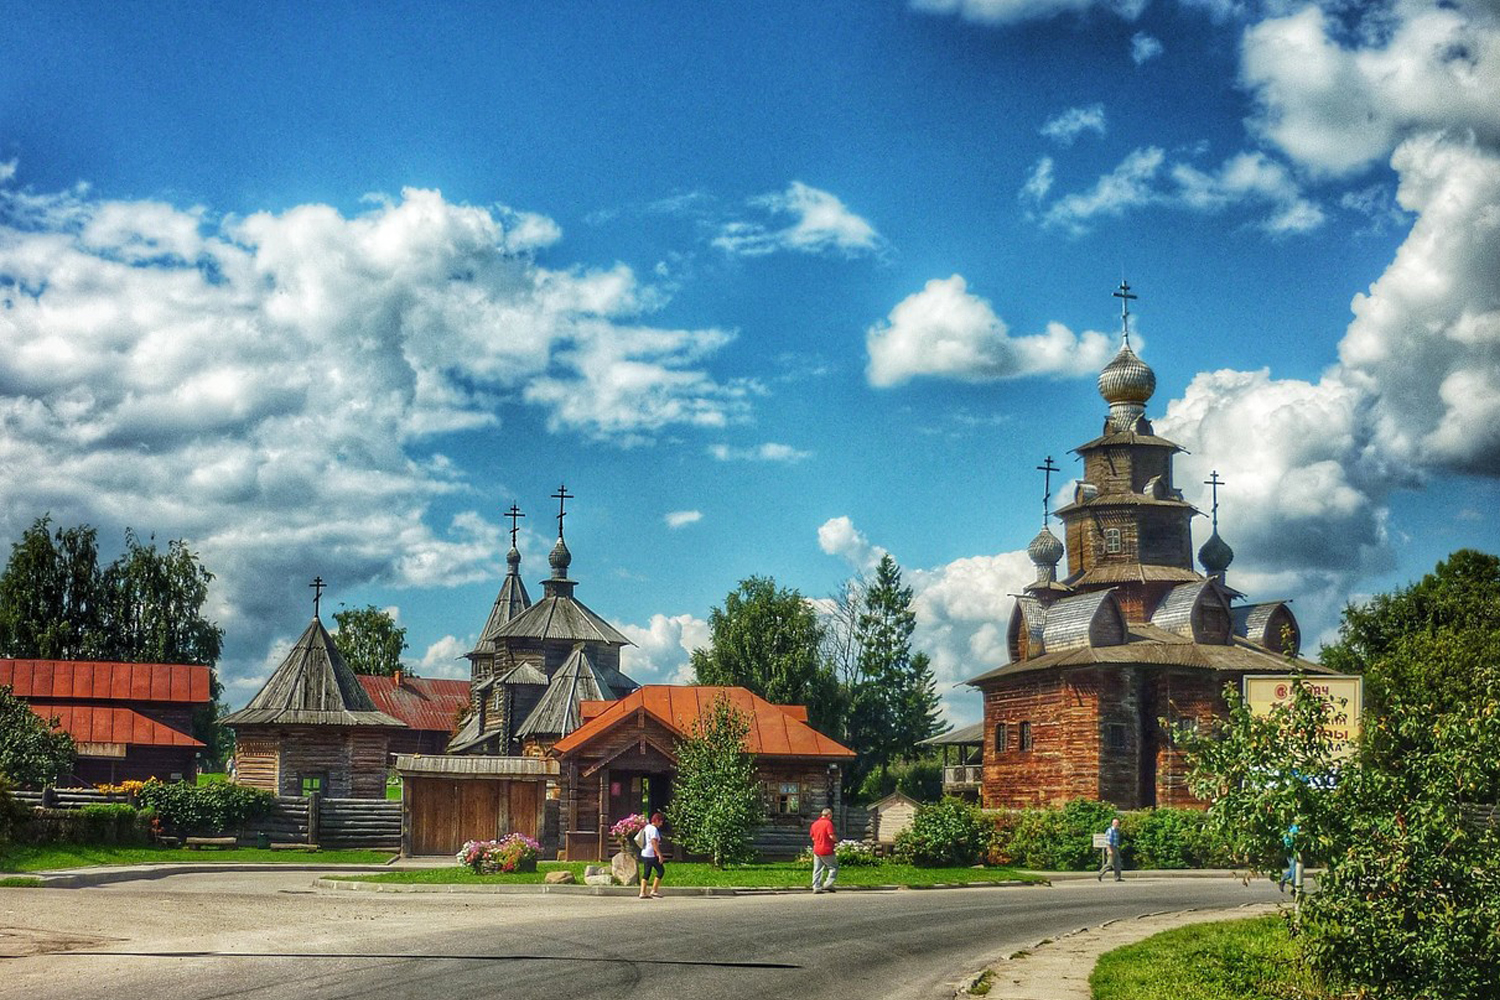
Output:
[223,617,405,728]
[514,644,613,740]
[492,592,632,646]
[552,685,855,760]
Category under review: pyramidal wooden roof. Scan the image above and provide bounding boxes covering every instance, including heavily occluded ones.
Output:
[224,617,405,728]
[469,549,533,658]
[515,645,615,739]
[492,590,632,646]
[552,685,854,759]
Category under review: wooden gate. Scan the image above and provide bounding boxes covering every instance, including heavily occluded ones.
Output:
[397,755,556,857]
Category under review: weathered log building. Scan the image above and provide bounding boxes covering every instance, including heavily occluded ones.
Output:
[966,284,1332,810]
[224,593,406,799]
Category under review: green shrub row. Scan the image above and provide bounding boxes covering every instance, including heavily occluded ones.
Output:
[135,778,274,835]
[891,797,1235,870]
[18,803,155,845]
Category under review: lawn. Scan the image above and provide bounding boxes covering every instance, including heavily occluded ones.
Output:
[0,844,397,872]
[334,861,1038,888]
[1090,915,1341,1000]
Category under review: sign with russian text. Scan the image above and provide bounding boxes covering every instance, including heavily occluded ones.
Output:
[1092,833,1110,849]
[1243,674,1363,759]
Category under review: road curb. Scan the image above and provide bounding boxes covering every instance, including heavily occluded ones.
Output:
[316,877,1047,896]
[23,863,395,888]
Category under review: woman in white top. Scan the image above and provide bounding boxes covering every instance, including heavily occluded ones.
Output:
[638,811,665,899]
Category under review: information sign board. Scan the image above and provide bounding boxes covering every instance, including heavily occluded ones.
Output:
[1243,674,1363,758]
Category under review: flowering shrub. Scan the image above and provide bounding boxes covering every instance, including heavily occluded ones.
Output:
[610,813,647,840]
[796,839,880,867]
[94,780,147,795]
[456,833,542,874]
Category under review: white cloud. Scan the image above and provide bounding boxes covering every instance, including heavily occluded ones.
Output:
[817,516,889,575]
[910,0,1145,27]
[617,613,709,685]
[0,174,751,695]
[707,442,813,462]
[1021,156,1055,203]
[865,274,1115,386]
[664,509,703,529]
[713,181,881,257]
[1131,31,1163,65]
[1241,3,1500,178]
[418,635,472,679]
[1040,104,1107,145]
[1041,146,1323,235]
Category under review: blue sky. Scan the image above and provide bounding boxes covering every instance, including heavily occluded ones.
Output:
[3,1,1497,724]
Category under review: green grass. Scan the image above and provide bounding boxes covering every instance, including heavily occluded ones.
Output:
[0,876,44,888]
[333,860,1037,888]
[0,843,397,872]
[1090,916,1339,1000]
[196,772,228,785]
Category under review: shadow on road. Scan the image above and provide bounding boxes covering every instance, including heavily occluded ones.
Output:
[61,951,802,970]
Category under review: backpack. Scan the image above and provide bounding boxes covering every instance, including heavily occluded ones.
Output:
[634,826,648,849]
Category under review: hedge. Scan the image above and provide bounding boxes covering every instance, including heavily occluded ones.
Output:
[988,800,1237,870]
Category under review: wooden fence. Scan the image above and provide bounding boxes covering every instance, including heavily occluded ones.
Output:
[14,786,401,850]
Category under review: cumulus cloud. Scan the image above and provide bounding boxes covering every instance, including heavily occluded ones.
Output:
[1021,157,1055,203]
[713,181,881,257]
[0,174,750,694]
[707,442,813,462]
[1131,31,1163,65]
[617,613,709,684]
[1041,146,1324,235]
[418,635,472,679]
[664,510,703,529]
[865,275,1115,386]
[1040,104,1107,145]
[1241,3,1500,179]
[910,0,1146,27]
[817,516,889,575]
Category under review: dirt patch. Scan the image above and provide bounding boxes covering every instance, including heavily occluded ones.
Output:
[0,926,119,959]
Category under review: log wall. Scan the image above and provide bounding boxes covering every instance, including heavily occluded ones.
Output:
[231,726,392,799]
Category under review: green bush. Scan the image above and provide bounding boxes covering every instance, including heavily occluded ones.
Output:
[1119,808,1234,870]
[135,778,273,835]
[78,803,150,845]
[894,797,991,866]
[0,773,30,846]
[992,799,1116,870]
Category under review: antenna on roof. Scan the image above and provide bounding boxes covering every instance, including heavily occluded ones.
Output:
[505,503,525,548]
[309,576,326,618]
[551,483,574,539]
[1036,455,1060,526]
[1113,279,1138,347]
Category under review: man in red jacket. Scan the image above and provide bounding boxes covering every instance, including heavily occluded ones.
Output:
[810,807,838,893]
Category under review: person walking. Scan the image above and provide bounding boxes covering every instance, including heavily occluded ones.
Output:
[638,811,666,899]
[810,807,838,894]
[1097,817,1122,882]
[1279,822,1301,892]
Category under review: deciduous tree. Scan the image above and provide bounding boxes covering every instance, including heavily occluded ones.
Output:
[0,517,106,660]
[0,684,77,788]
[667,695,764,868]
[332,604,409,676]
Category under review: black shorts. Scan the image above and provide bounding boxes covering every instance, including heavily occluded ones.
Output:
[641,856,665,880]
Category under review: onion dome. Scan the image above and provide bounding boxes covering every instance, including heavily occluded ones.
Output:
[1097,342,1156,432]
[1198,530,1234,578]
[506,545,522,572]
[548,536,572,577]
[1027,526,1065,587]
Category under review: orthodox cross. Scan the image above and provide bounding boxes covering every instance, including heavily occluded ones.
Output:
[1036,455,1060,525]
[1204,470,1225,531]
[551,483,574,539]
[309,576,326,618]
[1113,279,1138,345]
[505,503,525,548]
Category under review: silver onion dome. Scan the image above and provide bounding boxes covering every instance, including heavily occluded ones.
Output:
[548,536,572,577]
[1027,526,1065,586]
[1098,342,1156,432]
[1198,530,1234,577]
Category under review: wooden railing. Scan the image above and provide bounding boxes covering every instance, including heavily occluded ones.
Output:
[942,764,983,788]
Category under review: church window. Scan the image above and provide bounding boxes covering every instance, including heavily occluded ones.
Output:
[775,782,802,814]
[1019,721,1033,752]
[1103,528,1122,554]
[299,773,325,795]
[994,722,1008,753]
[1106,724,1128,753]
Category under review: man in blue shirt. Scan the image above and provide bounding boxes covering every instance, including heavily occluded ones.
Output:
[1097,818,1122,882]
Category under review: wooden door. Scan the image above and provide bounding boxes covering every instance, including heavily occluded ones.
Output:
[508,780,539,839]
[410,778,504,856]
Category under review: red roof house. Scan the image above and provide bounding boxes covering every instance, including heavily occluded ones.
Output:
[357,671,471,755]
[0,659,212,786]
[552,685,855,861]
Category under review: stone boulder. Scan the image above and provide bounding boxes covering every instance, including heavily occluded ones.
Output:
[610,850,639,886]
[583,864,616,886]
[543,870,575,885]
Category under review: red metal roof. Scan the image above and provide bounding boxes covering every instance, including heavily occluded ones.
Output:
[29,703,203,748]
[554,685,855,759]
[357,674,470,734]
[0,660,211,704]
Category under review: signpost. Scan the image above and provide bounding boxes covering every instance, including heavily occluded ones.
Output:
[1243,674,1363,759]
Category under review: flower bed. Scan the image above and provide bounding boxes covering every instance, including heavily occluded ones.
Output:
[456,833,541,874]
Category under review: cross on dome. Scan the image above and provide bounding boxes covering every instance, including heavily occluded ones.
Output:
[551,483,574,539]
[505,503,526,548]
[1036,455,1060,526]
[309,576,326,618]
[1113,279,1137,346]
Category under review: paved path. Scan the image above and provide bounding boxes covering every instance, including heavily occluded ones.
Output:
[0,872,1282,1000]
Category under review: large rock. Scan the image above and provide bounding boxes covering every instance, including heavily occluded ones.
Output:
[610,850,639,886]
[543,870,575,885]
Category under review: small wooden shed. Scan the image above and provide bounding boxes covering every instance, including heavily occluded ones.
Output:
[397,753,557,857]
[869,791,920,844]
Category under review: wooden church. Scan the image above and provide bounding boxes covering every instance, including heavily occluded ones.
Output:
[965,283,1333,810]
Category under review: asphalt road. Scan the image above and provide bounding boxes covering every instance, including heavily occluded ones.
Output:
[1,872,1281,1000]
